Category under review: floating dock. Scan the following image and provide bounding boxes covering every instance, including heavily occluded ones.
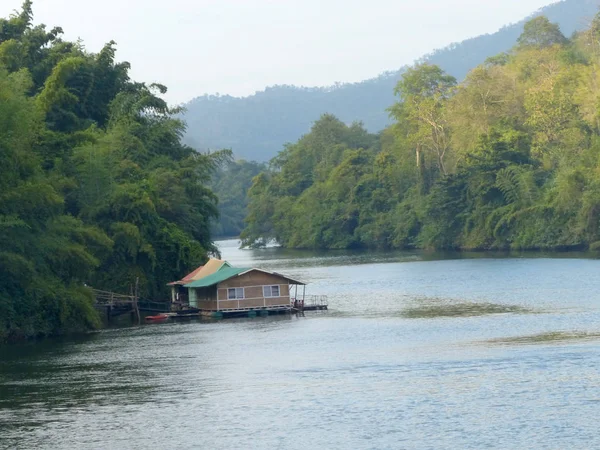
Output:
[93,285,328,323]
[166,296,328,320]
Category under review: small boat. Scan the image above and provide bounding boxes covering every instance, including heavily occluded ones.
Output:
[145,313,170,322]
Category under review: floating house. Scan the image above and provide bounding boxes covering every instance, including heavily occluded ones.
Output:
[168,259,308,317]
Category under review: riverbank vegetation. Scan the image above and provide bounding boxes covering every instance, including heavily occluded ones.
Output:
[0,2,222,342]
[242,14,600,251]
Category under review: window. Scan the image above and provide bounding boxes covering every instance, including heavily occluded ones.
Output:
[227,288,245,299]
[263,285,280,298]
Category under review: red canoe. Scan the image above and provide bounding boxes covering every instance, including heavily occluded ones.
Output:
[145,313,169,322]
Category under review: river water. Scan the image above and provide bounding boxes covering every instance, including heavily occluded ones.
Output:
[2,240,600,449]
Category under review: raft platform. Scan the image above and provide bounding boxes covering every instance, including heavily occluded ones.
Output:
[291,295,328,312]
[163,296,328,320]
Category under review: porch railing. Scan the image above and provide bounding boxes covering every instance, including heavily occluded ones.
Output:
[291,295,328,308]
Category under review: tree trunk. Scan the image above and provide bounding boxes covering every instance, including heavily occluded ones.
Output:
[416,145,426,195]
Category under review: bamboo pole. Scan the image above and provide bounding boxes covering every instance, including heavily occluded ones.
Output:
[134,277,140,325]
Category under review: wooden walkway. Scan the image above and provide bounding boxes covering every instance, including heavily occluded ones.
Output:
[92,288,140,323]
[92,289,136,307]
[92,285,172,324]
[292,295,328,312]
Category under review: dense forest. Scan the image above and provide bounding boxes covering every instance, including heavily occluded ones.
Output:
[210,159,265,238]
[242,14,600,252]
[0,2,222,342]
[183,0,599,162]
[3,2,599,344]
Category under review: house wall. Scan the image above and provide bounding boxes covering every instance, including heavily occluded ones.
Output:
[194,286,218,310]
[218,271,291,310]
[189,289,197,308]
[187,271,298,311]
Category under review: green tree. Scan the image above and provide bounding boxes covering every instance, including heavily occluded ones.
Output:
[517,16,567,49]
[390,64,457,177]
[0,66,108,341]
[0,2,223,341]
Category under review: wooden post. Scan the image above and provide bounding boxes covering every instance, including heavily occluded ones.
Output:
[108,291,113,324]
[133,277,140,325]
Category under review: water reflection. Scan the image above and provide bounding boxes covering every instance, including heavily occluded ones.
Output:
[219,238,600,270]
[486,331,600,346]
[0,332,160,413]
[401,300,531,319]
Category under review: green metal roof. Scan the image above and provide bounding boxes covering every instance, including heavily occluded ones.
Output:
[184,266,250,288]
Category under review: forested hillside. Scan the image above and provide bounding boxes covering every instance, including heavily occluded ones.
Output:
[183,0,599,162]
[242,15,600,252]
[0,2,221,342]
[210,159,266,238]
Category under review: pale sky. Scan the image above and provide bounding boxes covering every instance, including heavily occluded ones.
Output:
[1,0,558,104]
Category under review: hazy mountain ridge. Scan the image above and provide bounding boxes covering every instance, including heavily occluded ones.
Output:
[183,0,600,162]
